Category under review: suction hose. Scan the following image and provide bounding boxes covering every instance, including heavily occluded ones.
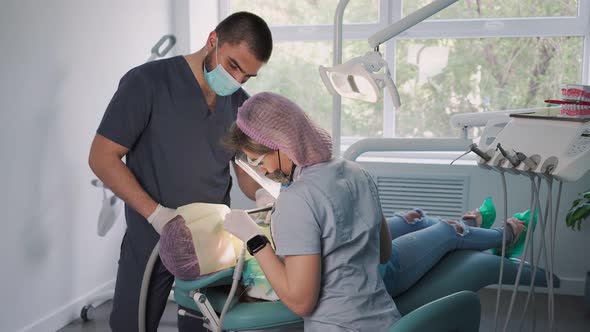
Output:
[139,241,161,332]
[218,244,247,332]
[492,171,509,332]
[218,206,272,331]
[138,205,272,332]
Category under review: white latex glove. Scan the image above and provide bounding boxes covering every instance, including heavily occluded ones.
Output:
[224,209,262,243]
[147,204,177,234]
[255,188,276,208]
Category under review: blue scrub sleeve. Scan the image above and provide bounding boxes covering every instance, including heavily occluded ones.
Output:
[97,68,153,149]
[271,191,321,256]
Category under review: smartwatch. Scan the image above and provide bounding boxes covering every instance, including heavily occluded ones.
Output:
[246,234,269,255]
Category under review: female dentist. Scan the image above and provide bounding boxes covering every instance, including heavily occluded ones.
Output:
[222,92,399,331]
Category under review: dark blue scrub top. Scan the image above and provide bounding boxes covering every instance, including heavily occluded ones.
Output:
[97,56,248,231]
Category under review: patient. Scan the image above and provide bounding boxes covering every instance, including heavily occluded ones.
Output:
[158,203,279,301]
[381,199,534,297]
[157,198,531,302]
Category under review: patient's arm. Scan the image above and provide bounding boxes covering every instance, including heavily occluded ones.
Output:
[380,215,392,264]
[253,247,321,317]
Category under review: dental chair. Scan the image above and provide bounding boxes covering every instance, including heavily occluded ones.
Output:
[130,127,560,331]
[153,190,559,329]
[145,201,559,331]
[142,175,559,331]
[168,249,557,331]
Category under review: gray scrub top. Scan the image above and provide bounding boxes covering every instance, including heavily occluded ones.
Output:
[271,158,401,331]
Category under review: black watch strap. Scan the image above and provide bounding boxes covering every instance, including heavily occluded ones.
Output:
[247,234,269,255]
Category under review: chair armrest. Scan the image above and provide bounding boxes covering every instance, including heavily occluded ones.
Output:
[390,291,480,332]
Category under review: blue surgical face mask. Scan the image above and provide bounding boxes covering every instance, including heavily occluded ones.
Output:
[265,150,296,185]
[265,169,291,183]
[203,41,242,96]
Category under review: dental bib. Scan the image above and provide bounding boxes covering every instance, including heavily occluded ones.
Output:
[159,203,279,301]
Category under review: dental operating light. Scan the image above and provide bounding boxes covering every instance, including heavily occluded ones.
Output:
[320,51,401,106]
[320,0,458,107]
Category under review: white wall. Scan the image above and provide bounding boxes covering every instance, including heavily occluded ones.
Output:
[188,0,219,52]
[0,0,173,331]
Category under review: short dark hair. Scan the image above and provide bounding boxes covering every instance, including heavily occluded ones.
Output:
[222,123,274,155]
[215,12,273,62]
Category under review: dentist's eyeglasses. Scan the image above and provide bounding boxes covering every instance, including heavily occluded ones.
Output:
[247,153,266,167]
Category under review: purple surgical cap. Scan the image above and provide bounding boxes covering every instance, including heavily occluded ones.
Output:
[159,215,201,280]
[236,92,333,167]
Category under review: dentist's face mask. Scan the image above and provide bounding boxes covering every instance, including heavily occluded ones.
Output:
[203,39,242,96]
[265,150,295,184]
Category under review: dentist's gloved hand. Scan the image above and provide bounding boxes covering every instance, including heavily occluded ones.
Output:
[147,204,177,234]
[255,188,276,208]
[224,209,262,243]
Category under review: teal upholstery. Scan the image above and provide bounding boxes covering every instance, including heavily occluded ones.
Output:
[394,250,559,315]
[390,291,480,332]
[174,250,559,331]
[175,276,301,330]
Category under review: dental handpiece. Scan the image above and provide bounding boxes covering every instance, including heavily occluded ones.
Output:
[246,206,273,215]
[496,143,521,167]
[469,143,491,162]
[516,152,538,170]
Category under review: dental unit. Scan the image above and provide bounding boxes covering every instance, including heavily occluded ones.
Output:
[452,106,590,331]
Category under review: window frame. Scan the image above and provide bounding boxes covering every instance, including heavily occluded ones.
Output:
[218,0,590,144]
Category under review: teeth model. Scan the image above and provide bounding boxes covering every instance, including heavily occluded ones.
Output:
[559,84,590,118]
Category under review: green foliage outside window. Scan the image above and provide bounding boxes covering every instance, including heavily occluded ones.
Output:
[233,1,584,139]
[395,37,582,137]
[404,0,578,19]
[231,0,379,25]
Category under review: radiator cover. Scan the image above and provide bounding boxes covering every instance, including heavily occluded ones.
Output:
[375,175,469,219]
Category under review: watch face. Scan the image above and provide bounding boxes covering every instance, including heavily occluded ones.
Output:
[247,235,268,254]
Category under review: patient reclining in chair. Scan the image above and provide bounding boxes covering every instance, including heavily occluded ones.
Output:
[381,197,535,297]
[158,198,535,302]
[158,203,278,302]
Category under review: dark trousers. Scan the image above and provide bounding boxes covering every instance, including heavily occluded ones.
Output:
[109,230,207,332]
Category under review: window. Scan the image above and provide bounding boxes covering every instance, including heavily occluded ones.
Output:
[219,0,589,142]
[396,36,583,138]
[230,0,379,24]
[404,0,578,19]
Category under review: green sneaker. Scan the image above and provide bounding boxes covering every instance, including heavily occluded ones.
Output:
[479,196,496,229]
[492,209,538,258]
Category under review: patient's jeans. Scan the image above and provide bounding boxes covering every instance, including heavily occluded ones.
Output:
[382,212,506,297]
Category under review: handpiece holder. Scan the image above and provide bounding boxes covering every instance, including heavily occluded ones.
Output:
[469,143,492,162]
[496,143,521,167]
[516,152,539,170]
